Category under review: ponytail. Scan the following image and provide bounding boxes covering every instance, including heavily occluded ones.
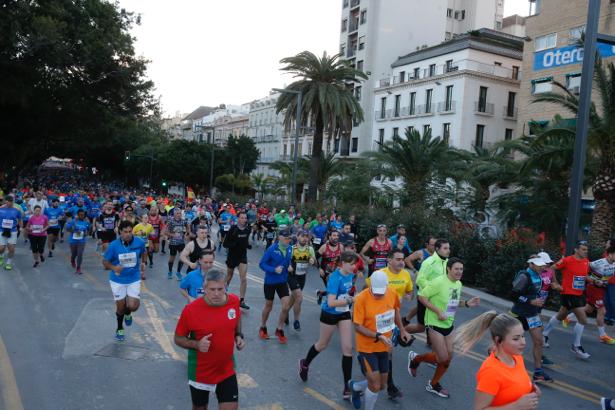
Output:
[455,311,520,354]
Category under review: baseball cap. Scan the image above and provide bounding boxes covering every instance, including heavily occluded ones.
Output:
[280,209,286,213]
[279,229,291,238]
[370,270,388,295]
[343,239,356,247]
[537,252,554,264]
[397,224,406,229]
[527,257,546,266]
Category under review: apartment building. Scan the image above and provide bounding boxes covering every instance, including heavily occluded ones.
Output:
[373,29,523,152]
[193,104,249,145]
[248,93,285,177]
[517,0,615,137]
[338,0,504,156]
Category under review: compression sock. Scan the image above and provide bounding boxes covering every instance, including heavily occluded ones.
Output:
[168,261,174,273]
[177,261,184,273]
[305,345,320,366]
[116,313,124,331]
[387,359,394,387]
[364,388,378,410]
[342,355,352,387]
[573,323,585,346]
[543,315,558,337]
[148,252,153,264]
[161,240,166,252]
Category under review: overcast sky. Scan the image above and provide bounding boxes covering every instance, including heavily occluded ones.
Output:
[118,0,530,117]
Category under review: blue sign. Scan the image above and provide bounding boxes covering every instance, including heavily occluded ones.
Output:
[533,43,615,71]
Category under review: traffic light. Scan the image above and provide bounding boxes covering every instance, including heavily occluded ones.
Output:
[161,181,167,187]
[124,151,130,160]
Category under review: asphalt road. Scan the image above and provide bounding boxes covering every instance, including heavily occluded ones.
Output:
[0,227,613,410]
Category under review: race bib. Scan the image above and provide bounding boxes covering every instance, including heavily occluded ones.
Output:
[72,231,84,240]
[118,252,137,268]
[572,275,586,291]
[446,299,459,318]
[197,288,204,295]
[104,219,115,230]
[266,232,274,239]
[375,309,395,333]
[335,294,350,313]
[539,290,549,301]
[31,224,43,234]
[49,219,58,226]
[223,224,231,232]
[1,219,13,229]
[526,315,542,329]
[374,257,387,269]
[295,262,309,276]
[312,237,322,245]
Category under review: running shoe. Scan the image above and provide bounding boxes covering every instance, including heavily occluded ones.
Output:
[75,268,82,275]
[599,335,615,345]
[343,386,351,401]
[293,320,301,332]
[543,335,550,348]
[40,255,45,262]
[275,328,287,344]
[387,384,403,400]
[601,397,615,410]
[298,359,309,382]
[48,251,53,257]
[115,329,125,341]
[167,271,172,279]
[571,345,590,359]
[533,370,554,383]
[258,327,268,340]
[562,317,570,328]
[316,290,325,305]
[175,272,182,281]
[160,250,165,254]
[240,300,250,310]
[33,262,39,268]
[71,260,76,268]
[426,380,449,398]
[149,263,153,269]
[541,355,555,365]
[408,350,419,377]
[124,314,133,326]
[348,380,362,409]
[4,264,12,270]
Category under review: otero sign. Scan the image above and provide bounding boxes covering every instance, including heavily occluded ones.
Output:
[533,43,615,71]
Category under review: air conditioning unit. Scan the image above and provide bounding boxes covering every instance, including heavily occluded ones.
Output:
[571,86,580,95]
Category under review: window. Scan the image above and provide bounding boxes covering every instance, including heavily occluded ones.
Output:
[429,64,436,77]
[355,86,362,100]
[478,86,488,112]
[360,9,367,24]
[494,61,502,66]
[532,78,552,94]
[425,89,433,113]
[569,26,585,43]
[298,143,302,156]
[512,65,520,80]
[445,32,452,41]
[340,44,346,55]
[351,137,358,152]
[445,59,453,71]
[334,138,340,153]
[399,71,405,83]
[446,8,452,17]
[445,85,454,111]
[507,92,516,117]
[423,124,431,135]
[343,0,349,7]
[475,125,485,148]
[461,10,465,19]
[359,36,365,50]
[393,127,399,137]
[535,33,557,51]
[394,95,401,117]
[380,97,386,118]
[454,10,460,19]
[495,21,502,30]
[567,73,581,91]
[505,128,513,141]
[283,144,288,156]
[443,123,451,144]
[357,60,364,72]
[408,126,415,134]
[378,128,385,146]
[342,19,348,32]
[409,92,416,115]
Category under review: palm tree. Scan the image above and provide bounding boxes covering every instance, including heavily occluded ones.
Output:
[251,173,269,201]
[276,51,367,202]
[314,151,344,200]
[269,158,309,201]
[532,60,615,248]
[366,127,463,206]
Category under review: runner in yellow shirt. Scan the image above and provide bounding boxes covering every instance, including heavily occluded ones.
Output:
[132,214,154,279]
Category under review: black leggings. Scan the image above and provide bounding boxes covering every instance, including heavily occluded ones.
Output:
[29,235,47,254]
[70,243,85,268]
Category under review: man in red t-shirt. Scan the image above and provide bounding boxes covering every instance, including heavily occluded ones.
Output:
[174,269,246,410]
[542,241,591,359]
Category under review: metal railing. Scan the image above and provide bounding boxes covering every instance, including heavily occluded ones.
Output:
[437,101,456,113]
[474,102,495,115]
[415,103,434,115]
[503,106,518,118]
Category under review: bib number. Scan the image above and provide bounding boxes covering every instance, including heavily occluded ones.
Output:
[49,219,58,226]
[266,232,274,239]
[374,257,387,269]
[31,225,43,234]
[118,252,137,268]
[295,262,309,276]
[572,275,586,291]
[1,219,13,229]
[223,224,231,232]
[72,231,84,240]
[526,315,542,329]
[312,237,321,245]
[446,299,459,318]
[335,294,350,313]
[375,309,395,333]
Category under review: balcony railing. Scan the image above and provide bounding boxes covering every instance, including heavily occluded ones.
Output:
[474,102,495,115]
[437,101,457,113]
[379,78,391,87]
[415,104,434,115]
[503,106,518,119]
[347,48,357,58]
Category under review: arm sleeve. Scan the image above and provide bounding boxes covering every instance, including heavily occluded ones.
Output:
[511,273,530,302]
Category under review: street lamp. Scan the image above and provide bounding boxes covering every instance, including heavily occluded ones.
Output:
[195,124,215,197]
[273,87,302,207]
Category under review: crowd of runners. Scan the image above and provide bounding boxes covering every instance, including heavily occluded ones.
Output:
[0,184,614,410]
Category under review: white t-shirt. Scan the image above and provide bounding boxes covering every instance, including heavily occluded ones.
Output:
[590,258,615,281]
[28,198,48,212]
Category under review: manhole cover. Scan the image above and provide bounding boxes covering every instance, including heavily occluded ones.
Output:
[95,343,150,361]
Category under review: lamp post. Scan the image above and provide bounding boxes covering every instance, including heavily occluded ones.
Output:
[273,88,302,207]
[195,124,216,197]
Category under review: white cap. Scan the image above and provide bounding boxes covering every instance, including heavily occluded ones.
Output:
[537,252,554,264]
[527,257,546,266]
[370,270,388,295]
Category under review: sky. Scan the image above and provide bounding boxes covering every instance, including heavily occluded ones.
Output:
[118,0,530,117]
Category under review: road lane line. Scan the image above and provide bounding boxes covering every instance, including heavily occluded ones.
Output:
[237,373,258,388]
[140,281,172,310]
[303,387,345,410]
[0,333,24,410]
[243,404,284,410]
[142,299,182,361]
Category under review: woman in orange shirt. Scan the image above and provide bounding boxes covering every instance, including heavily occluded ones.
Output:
[456,311,541,410]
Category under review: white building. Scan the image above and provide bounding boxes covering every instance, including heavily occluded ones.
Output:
[372,29,523,152]
[339,0,505,156]
[248,93,285,177]
[193,104,249,145]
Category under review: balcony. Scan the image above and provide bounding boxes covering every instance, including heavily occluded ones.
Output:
[474,102,495,115]
[349,19,359,32]
[347,48,357,58]
[503,106,518,119]
[437,101,457,113]
[415,104,434,115]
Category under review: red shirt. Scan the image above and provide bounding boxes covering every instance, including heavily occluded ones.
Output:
[175,294,240,384]
[556,255,590,296]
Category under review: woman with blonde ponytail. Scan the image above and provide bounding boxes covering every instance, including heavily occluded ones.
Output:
[455,312,542,409]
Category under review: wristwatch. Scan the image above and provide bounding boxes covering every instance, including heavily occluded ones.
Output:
[374,332,382,342]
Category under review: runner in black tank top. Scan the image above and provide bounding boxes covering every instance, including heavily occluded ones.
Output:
[179,225,214,271]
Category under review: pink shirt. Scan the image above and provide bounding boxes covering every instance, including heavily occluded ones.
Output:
[28,215,48,236]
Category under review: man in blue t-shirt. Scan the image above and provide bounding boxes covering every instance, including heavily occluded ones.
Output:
[44,198,65,257]
[0,195,23,270]
[179,250,215,303]
[66,209,91,274]
[102,220,147,341]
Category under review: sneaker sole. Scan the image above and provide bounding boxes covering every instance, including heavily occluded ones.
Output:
[426,386,449,398]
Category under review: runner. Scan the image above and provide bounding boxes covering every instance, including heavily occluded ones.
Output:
[542,241,592,359]
[339,223,354,244]
[180,250,215,304]
[148,205,163,257]
[102,220,147,341]
[316,230,343,304]
[132,214,154,278]
[509,255,554,382]
[298,251,357,399]
[365,249,415,400]
[26,205,49,267]
[262,212,277,247]
[407,236,437,272]
[288,230,315,332]
[44,198,64,257]
[0,195,23,270]
[360,224,392,276]
[27,191,48,214]
[310,217,328,261]
[180,224,215,271]
[217,204,236,253]
[66,209,90,274]
[455,312,541,409]
[223,212,251,310]
[347,270,411,410]
[408,257,480,398]
[174,269,245,410]
[602,398,615,410]
[97,202,120,254]
[389,224,411,254]
[158,202,169,254]
[165,209,189,280]
[258,230,293,344]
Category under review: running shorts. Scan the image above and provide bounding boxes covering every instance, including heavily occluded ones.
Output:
[287,274,306,291]
[586,284,606,309]
[319,310,351,325]
[427,325,454,337]
[417,299,426,325]
[226,250,248,269]
[47,227,61,236]
[189,373,238,407]
[358,351,389,375]
[169,243,185,256]
[110,281,141,301]
[99,230,117,244]
[0,231,18,246]
[263,282,289,301]
[561,294,586,310]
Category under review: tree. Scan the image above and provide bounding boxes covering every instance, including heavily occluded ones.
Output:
[226,135,260,175]
[269,158,309,201]
[532,61,615,248]
[251,174,271,201]
[276,51,367,202]
[313,151,344,200]
[328,158,380,205]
